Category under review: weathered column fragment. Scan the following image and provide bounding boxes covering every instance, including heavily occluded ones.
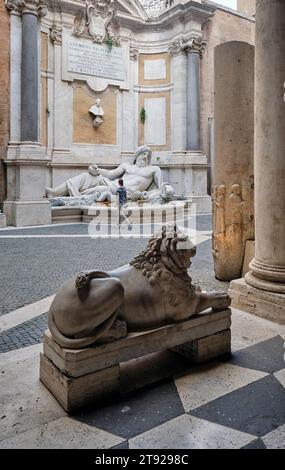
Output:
[213,41,255,281]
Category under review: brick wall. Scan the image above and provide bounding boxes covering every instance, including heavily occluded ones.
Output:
[0,3,10,203]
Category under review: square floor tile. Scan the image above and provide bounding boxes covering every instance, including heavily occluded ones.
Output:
[231,308,285,352]
[0,351,65,442]
[262,424,285,449]
[112,441,129,449]
[228,336,285,374]
[0,417,123,449]
[190,375,285,437]
[175,362,267,412]
[242,438,267,449]
[274,369,285,389]
[129,414,255,449]
[72,380,184,440]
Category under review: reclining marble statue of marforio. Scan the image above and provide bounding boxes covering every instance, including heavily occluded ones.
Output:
[46,145,176,204]
[48,226,231,349]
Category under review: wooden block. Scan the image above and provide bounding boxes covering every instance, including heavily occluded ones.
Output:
[172,329,231,364]
[40,354,120,412]
[43,309,231,378]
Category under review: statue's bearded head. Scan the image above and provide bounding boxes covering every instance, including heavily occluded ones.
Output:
[134,146,152,168]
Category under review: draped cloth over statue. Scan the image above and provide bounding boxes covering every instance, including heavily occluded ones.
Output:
[66,173,117,197]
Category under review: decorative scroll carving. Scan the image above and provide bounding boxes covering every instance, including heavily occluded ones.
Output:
[169,37,206,57]
[5,0,25,13]
[74,0,120,46]
[50,25,62,44]
[23,0,47,16]
[6,0,47,16]
[130,45,139,61]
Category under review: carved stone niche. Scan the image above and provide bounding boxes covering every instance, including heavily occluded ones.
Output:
[74,0,120,46]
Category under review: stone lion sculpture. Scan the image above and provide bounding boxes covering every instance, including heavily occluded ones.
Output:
[48,226,231,349]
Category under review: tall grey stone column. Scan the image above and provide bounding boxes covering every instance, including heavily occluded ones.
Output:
[21,0,46,142]
[183,38,205,151]
[4,0,51,227]
[230,0,285,323]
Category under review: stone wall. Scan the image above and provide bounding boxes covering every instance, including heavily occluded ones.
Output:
[237,0,256,16]
[201,8,255,190]
[0,3,10,203]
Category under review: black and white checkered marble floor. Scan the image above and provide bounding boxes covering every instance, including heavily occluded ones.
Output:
[0,221,284,449]
[0,320,284,449]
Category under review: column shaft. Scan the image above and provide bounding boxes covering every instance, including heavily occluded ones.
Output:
[21,11,39,142]
[246,0,285,293]
[172,53,187,152]
[187,51,200,151]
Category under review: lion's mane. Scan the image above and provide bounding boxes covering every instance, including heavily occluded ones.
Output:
[130,226,198,309]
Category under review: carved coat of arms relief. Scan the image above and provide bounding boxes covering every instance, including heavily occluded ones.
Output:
[74,0,120,45]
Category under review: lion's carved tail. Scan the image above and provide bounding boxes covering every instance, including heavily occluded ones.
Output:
[48,271,124,349]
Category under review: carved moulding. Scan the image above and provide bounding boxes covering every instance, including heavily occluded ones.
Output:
[212,181,254,280]
[130,45,139,61]
[50,25,62,44]
[5,0,25,13]
[74,0,120,46]
[169,37,207,57]
[6,0,47,17]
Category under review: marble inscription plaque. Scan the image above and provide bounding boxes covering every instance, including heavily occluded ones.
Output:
[68,40,124,81]
[144,97,166,146]
[144,59,166,80]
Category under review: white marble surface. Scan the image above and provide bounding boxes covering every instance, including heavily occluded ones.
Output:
[144,59,166,80]
[129,414,255,449]
[274,369,285,389]
[262,425,285,450]
[0,417,124,449]
[175,363,268,412]
[0,346,66,442]
[231,308,285,352]
[144,97,166,146]
[68,40,125,82]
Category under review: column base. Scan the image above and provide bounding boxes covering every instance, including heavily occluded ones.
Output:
[229,278,285,324]
[0,213,6,228]
[3,200,51,227]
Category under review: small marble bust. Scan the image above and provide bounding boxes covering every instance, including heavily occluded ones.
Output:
[89,98,104,128]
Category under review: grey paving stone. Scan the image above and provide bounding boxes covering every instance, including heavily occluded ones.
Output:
[0,217,229,352]
[111,441,129,449]
[228,336,285,374]
[190,375,285,437]
[72,380,185,440]
[242,438,267,449]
